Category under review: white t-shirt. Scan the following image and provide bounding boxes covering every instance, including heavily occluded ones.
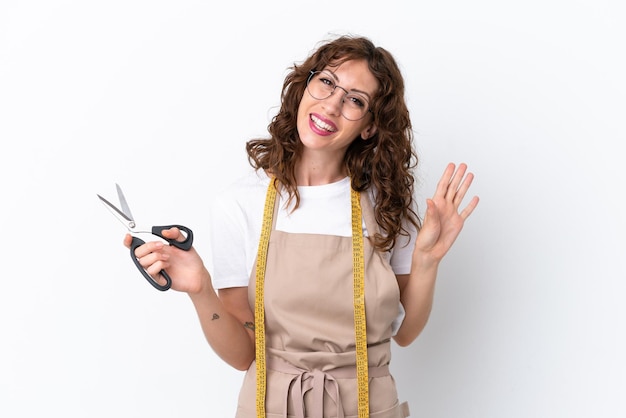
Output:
[207,169,417,333]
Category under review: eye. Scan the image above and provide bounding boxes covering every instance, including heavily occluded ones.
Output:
[317,75,335,90]
[346,94,367,109]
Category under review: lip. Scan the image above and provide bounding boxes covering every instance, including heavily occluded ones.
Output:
[309,113,337,136]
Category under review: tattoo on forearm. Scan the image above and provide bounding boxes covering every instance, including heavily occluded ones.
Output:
[244,321,255,331]
[212,313,220,320]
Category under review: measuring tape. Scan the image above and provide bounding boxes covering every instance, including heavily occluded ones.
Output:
[254,178,276,417]
[255,179,369,417]
[351,187,369,417]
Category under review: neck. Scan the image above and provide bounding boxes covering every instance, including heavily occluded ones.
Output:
[295,156,347,186]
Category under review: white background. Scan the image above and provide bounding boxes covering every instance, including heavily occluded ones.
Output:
[1,1,625,417]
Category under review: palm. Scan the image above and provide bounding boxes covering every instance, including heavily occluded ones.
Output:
[414,163,479,262]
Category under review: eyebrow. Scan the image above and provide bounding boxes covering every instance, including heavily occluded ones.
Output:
[323,69,373,100]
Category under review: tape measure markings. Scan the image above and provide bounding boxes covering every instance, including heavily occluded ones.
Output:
[351,188,369,418]
[254,178,276,417]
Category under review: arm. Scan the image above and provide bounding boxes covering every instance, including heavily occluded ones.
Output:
[393,163,479,346]
[125,229,255,371]
[188,285,255,371]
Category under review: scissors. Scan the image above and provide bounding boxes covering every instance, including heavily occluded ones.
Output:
[97,184,194,291]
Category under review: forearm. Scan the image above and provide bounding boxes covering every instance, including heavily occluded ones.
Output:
[188,283,255,371]
[393,259,439,346]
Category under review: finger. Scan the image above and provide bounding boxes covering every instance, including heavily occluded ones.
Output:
[142,259,171,288]
[160,227,184,241]
[422,198,441,229]
[452,170,475,207]
[145,261,169,280]
[459,195,480,220]
[445,163,468,201]
[123,233,133,248]
[136,248,170,269]
[150,272,169,287]
[434,163,456,198]
[132,240,165,258]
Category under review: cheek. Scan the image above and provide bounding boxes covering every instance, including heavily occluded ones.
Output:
[296,104,307,133]
[297,93,313,115]
[296,96,313,130]
[296,99,306,119]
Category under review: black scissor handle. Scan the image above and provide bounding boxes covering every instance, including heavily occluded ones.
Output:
[151,225,194,251]
[130,236,172,291]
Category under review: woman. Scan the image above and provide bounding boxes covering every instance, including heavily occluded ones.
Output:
[126,35,479,417]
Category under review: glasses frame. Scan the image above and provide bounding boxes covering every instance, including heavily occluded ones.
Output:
[306,70,373,121]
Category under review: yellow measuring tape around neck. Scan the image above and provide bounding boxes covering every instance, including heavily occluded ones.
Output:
[350,187,369,417]
[254,178,276,417]
[255,179,369,418]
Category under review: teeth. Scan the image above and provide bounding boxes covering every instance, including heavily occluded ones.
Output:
[311,115,335,132]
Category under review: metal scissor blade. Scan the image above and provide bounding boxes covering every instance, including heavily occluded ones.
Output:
[97,194,134,225]
[116,183,135,221]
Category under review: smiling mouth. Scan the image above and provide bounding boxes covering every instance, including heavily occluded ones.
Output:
[310,114,337,133]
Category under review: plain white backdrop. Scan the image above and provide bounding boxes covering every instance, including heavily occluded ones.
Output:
[1,1,625,417]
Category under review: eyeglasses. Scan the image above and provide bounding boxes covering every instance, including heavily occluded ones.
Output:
[306,70,372,121]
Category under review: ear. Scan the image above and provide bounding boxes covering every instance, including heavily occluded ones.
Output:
[360,124,378,140]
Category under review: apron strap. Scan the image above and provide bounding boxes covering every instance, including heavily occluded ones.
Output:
[359,190,381,238]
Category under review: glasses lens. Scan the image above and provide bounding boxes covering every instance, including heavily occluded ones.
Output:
[307,71,333,100]
[342,93,369,121]
[306,71,369,121]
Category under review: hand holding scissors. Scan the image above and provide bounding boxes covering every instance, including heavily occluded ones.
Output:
[97,184,194,291]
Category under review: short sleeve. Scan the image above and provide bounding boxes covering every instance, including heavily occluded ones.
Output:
[208,170,268,289]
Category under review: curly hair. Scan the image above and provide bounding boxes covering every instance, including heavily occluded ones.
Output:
[246,34,421,251]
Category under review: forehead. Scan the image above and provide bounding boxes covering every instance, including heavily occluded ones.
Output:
[322,60,378,94]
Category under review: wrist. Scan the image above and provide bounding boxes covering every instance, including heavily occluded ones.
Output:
[410,251,440,277]
[187,271,215,299]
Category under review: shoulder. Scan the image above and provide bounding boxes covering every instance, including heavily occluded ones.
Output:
[218,168,271,198]
[208,169,271,238]
[212,169,270,210]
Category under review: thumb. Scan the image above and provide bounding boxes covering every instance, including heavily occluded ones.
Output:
[161,226,182,240]
[422,199,438,225]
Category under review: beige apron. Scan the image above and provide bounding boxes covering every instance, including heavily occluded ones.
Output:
[235,186,410,418]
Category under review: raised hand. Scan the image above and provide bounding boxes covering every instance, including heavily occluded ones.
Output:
[413,162,479,264]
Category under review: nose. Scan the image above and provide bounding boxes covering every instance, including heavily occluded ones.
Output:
[323,86,348,116]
